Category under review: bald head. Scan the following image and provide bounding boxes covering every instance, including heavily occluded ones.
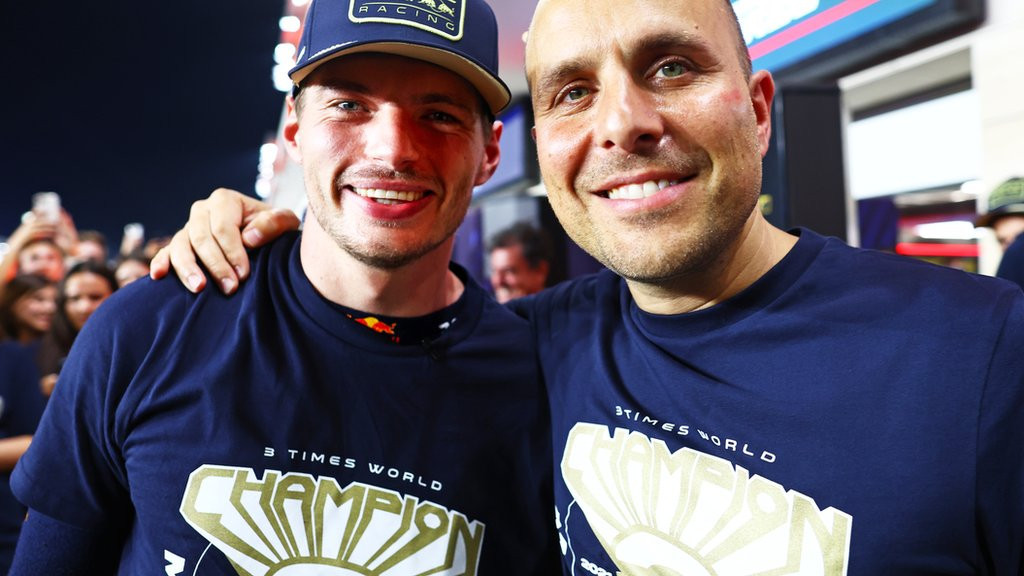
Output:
[526,0,752,90]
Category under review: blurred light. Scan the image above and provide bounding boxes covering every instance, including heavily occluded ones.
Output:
[914,221,980,241]
[279,16,301,33]
[292,0,311,6]
[274,42,297,65]
[960,179,984,196]
[255,179,272,199]
[273,64,294,92]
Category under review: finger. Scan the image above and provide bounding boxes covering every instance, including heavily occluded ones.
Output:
[206,189,254,282]
[164,229,208,293]
[149,246,171,280]
[187,195,241,294]
[241,207,301,249]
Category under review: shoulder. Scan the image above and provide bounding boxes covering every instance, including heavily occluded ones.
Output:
[508,269,619,321]
[790,231,1024,345]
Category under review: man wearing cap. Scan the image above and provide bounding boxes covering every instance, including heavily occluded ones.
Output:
[977,177,1024,289]
[7,0,559,573]
[151,0,1024,572]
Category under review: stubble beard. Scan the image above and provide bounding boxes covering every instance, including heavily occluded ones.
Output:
[308,171,463,271]
[550,176,760,286]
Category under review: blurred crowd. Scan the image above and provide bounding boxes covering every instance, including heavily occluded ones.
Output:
[0,200,168,571]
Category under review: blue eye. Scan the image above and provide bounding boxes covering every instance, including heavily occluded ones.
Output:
[657,62,686,78]
[337,101,360,111]
[565,87,589,102]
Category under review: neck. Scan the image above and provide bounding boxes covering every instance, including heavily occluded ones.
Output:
[299,218,464,318]
[627,212,798,315]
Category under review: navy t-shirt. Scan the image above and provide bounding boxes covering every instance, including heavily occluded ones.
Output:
[0,342,46,572]
[12,232,558,574]
[514,228,1024,576]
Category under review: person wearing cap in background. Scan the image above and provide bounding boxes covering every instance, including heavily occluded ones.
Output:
[7,0,559,572]
[977,177,1024,289]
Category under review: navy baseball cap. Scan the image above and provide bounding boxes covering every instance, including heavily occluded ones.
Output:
[289,0,511,114]
[976,177,1024,228]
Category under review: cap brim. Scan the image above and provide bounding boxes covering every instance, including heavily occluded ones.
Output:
[976,204,1024,227]
[291,42,511,114]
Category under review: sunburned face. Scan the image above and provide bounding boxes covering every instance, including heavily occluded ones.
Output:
[285,54,501,270]
[526,0,774,285]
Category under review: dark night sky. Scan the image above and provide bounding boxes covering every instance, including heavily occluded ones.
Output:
[2,1,286,247]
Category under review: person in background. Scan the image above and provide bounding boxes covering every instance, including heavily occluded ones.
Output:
[976,176,1024,290]
[72,230,108,265]
[113,250,151,288]
[976,177,1024,250]
[0,208,78,288]
[153,0,1024,573]
[35,260,118,397]
[0,275,57,345]
[9,239,64,285]
[488,221,552,303]
[9,0,558,572]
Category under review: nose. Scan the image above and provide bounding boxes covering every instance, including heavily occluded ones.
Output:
[363,106,420,169]
[594,76,663,153]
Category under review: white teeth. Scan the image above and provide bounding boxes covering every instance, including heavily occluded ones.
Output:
[354,187,425,203]
[607,179,678,200]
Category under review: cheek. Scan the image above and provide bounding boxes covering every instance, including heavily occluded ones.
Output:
[535,121,585,185]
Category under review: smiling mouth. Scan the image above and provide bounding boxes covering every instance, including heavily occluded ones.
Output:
[353,186,427,205]
[605,179,680,200]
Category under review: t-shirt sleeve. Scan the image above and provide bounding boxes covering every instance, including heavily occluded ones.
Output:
[976,287,1024,575]
[10,297,137,530]
[8,508,122,574]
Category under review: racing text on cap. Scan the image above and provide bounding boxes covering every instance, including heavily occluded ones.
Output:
[349,0,466,41]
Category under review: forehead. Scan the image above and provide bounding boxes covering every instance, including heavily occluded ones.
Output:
[66,272,109,291]
[20,242,59,257]
[304,53,480,103]
[526,0,738,77]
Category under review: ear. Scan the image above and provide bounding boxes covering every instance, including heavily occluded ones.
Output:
[748,70,775,158]
[473,120,504,187]
[282,95,302,163]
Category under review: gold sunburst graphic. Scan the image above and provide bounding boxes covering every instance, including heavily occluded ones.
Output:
[181,465,484,576]
[561,423,851,576]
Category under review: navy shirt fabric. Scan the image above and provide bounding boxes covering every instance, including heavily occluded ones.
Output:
[0,342,46,573]
[514,228,1024,576]
[11,232,558,575]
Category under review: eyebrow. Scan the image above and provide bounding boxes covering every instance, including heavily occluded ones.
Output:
[631,30,716,61]
[531,30,717,94]
[313,80,475,113]
[531,55,592,98]
[414,93,475,114]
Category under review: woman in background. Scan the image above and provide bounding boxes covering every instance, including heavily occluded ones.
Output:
[37,261,118,397]
[0,275,57,345]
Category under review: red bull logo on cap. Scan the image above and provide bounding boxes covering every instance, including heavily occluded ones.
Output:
[349,0,465,41]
